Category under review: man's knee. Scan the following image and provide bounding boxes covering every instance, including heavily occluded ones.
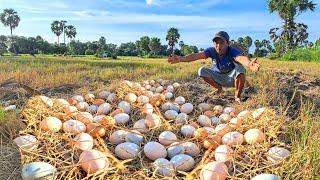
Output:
[236,73,245,80]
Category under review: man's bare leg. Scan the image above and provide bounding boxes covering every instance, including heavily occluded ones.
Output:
[201,77,224,96]
[235,74,245,102]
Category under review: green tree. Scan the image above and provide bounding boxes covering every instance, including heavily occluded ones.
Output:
[268,0,316,52]
[243,36,253,52]
[51,21,63,45]
[166,27,180,54]
[60,20,67,44]
[148,37,161,55]
[0,9,20,36]
[0,35,7,55]
[65,25,76,42]
[136,36,150,56]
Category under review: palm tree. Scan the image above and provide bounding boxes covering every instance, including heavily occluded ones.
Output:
[65,25,77,42]
[0,9,20,36]
[166,27,180,54]
[60,20,67,44]
[51,21,63,45]
[148,37,161,55]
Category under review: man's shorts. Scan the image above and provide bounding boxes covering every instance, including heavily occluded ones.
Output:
[198,63,246,87]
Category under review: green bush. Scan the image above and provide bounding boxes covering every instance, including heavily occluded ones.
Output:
[281,47,320,62]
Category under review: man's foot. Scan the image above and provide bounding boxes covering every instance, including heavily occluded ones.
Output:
[216,88,224,97]
[235,97,241,103]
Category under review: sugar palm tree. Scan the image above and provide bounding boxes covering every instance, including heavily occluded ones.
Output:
[166,27,180,54]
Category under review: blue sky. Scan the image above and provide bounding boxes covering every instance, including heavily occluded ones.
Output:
[0,0,319,49]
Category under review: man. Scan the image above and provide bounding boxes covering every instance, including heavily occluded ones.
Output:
[168,31,260,103]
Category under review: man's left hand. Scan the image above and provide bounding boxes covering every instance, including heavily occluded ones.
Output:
[249,58,260,72]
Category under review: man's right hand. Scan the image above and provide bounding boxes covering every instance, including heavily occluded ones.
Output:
[168,54,182,64]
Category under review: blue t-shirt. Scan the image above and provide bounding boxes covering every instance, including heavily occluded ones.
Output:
[204,46,241,73]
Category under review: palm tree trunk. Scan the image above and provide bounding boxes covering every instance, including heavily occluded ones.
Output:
[10,26,12,36]
[63,30,65,44]
[57,36,60,45]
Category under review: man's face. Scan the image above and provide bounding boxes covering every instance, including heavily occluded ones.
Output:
[214,38,229,56]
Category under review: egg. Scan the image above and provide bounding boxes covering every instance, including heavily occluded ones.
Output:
[170,154,195,171]
[161,102,173,111]
[97,103,111,115]
[222,131,244,146]
[229,117,242,129]
[211,116,221,125]
[54,98,69,107]
[63,105,78,115]
[215,124,231,137]
[137,95,149,104]
[252,107,266,119]
[145,84,152,90]
[68,98,77,106]
[133,82,141,89]
[204,110,215,118]
[219,114,232,123]
[203,127,215,135]
[252,174,280,180]
[63,120,86,134]
[144,141,167,160]
[181,125,196,138]
[99,116,116,127]
[223,106,236,114]
[72,95,85,102]
[244,129,266,144]
[165,92,174,100]
[86,123,106,138]
[76,112,93,124]
[39,95,54,107]
[166,85,174,92]
[182,142,200,157]
[21,162,56,180]
[197,115,212,127]
[115,142,140,160]
[167,143,185,158]
[175,113,189,125]
[125,93,137,103]
[85,93,95,103]
[94,99,105,106]
[150,80,156,85]
[267,146,290,163]
[175,96,186,105]
[237,110,251,120]
[156,86,164,93]
[98,91,111,99]
[150,87,156,92]
[203,135,222,150]
[142,103,153,114]
[194,128,209,140]
[164,110,178,120]
[215,145,233,162]
[213,105,224,114]
[172,82,180,88]
[13,135,38,151]
[200,161,228,180]
[125,131,144,145]
[180,103,194,114]
[79,149,109,174]
[109,130,128,145]
[118,101,131,114]
[40,117,62,132]
[110,108,124,117]
[93,115,106,123]
[107,93,117,103]
[114,113,130,125]
[133,119,149,133]
[74,133,94,151]
[87,105,98,114]
[145,113,161,128]
[159,131,177,146]
[153,158,175,177]
[197,103,211,112]
[124,80,133,87]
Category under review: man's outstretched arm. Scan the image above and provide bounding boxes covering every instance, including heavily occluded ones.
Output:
[234,56,260,72]
[168,52,207,64]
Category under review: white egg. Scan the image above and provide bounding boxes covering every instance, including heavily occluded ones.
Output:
[97,103,111,115]
[74,133,94,151]
[40,116,62,132]
[63,120,86,134]
[150,80,156,85]
[85,93,95,102]
[22,162,56,180]
[175,96,186,105]
[167,143,185,159]
[219,113,232,123]
[172,82,180,88]
[252,174,280,180]
[197,115,212,127]
[165,92,174,100]
[118,101,131,114]
[211,116,221,126]
[4,105,16,111]
[98,91,111,99]
[125,93,137,103]
[197,103,211,112]
[164,110,178,120]
[145,113,161,128]
[115,142,140,160]
[229,117,242,129]
[72,95,85,102]
[161,102,173,111]
[244,129,266,144]
[181,125,195,138]
[150,87,156,92]
[107,93,117,103]
[54,98,69,107]
[267,146,290,163]
[14,135,38,151]
[133,82,142,89]
[170,154,195,172]
[159,131,177,146]
[114,113,130,125]
[180,103,194,114]
[237,110,251,120]
[133,119,149,134]
[213,105,224,114]
[79,149,109,174]
[252,107,267,119]
[109,130,128,145]
[182,142,200,157]
[144,141,167,161]
[153,158,175,177]
[63,105,78,115]
[215,124,231,137]
[142,103,154,114]
[222,131,244,146]
[200,161,228,180]
[203,127,215,135]
[137,95,149,104]
[93,115,106,123]
[145,84,152,90]
[125,131,144,145]
[39,95,54,107]
[215,145,234,162]
[175,113,189,125]
[124,80,133,87]
[76,112,93,125]
[223,106,235,114]
[87,105,98,114]
[156,86,164,93]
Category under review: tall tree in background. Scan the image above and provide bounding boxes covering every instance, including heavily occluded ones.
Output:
[60,20,67,44]
[166,27,180,54]
[148,37,161,55]
[0,8,20,36]
[51,21,63,45]
[136,36,150,56]
[65,25,77,42]
[268,0,316,52]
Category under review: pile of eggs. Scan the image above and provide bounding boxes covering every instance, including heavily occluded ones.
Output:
[14,79,289,179]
